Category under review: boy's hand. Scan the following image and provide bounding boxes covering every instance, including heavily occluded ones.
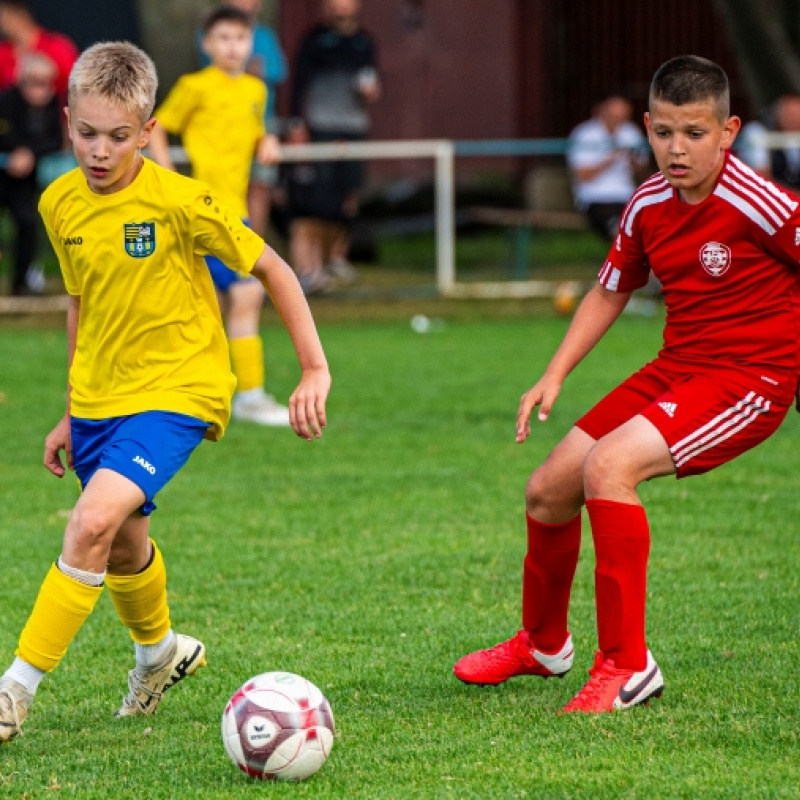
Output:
[516,376,563,443]
[44,414,73,477]
[289,366,331,441]
[256,134,282,165]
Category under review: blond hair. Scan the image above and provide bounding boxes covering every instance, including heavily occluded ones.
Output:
[68,41,158,122]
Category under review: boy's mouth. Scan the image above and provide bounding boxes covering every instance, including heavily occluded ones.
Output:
[89,166,109,178]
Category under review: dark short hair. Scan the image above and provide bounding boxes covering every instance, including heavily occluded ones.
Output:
[201,5,253,35]
[650,55,730,120]
[0,0,32,12]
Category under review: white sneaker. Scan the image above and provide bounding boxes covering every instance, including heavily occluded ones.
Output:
[0,677,33,743]
[115,633,206,717]
[325,257,358,285]
[232,389,291,426]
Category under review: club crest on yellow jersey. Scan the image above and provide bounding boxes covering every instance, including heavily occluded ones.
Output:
[124,222,156,258]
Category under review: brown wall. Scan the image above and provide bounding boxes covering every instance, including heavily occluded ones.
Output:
[277,0,747,183]
[279,0,520,141]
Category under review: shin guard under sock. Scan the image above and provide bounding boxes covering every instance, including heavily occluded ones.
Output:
[16,563,103,672]
[522,512,581,653]
[586,498,650,671]
[105,539,171,646]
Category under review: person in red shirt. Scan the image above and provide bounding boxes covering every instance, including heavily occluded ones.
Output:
[0,0,77,102]
[453,55,800,713]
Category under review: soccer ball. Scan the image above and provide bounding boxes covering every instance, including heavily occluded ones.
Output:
[553,280,580,315]
[221,671,335,781]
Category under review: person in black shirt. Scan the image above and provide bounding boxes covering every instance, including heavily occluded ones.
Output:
[284,0,380,294]
[0,52,63,295]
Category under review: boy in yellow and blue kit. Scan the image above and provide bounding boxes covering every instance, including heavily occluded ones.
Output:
[148,5,288,426]
[0,40,330,742]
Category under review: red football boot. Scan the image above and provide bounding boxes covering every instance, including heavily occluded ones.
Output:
[453,630,574,686]
[561,650,663,714]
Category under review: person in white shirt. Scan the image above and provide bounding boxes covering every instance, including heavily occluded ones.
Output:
[738,95,800,190]
[567,94,649,240]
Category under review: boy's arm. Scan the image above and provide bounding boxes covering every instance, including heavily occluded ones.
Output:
[250,246,330,441]
[516,283,631,442]
[44,294,79,477]
[146,122,176,171]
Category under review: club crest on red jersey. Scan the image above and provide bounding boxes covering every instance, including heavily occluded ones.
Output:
[699,241,731,277]
[124,222,156,258]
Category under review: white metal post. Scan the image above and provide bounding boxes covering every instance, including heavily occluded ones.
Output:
[434,141,456,296]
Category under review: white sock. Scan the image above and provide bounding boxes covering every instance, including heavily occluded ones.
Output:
[135,630,176,669]
[56,556,105,587]
[3,658,45,695]
[236,387,263,402]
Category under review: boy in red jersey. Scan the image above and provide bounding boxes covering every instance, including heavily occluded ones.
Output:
[453,55,800,713]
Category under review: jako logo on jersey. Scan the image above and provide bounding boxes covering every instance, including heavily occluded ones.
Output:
[699,241,731,277]
[133,455,156,474]
[124,222,156,258]
[658,401,677,417]
[61,236,83,246]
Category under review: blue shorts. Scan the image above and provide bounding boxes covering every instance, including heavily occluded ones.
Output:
[205,218,259,292]
[71,412,210,515]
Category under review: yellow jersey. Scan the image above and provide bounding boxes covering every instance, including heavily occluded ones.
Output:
[154,66,266,219]
[39,158,266,440]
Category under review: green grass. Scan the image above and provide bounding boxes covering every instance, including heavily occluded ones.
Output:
[1,310,799,798]
[377,229,608,279]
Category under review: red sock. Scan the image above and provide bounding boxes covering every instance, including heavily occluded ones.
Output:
[522,512,581,653]
[586,498,650,671]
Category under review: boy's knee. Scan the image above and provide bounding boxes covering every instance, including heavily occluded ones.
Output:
[67,503,118,547]
[525,466,559,510]
[583,442,618,497]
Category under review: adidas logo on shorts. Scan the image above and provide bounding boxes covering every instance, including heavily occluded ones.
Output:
[658,401,677,418]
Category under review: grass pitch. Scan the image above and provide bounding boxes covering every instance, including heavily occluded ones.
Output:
[1,308,799,799]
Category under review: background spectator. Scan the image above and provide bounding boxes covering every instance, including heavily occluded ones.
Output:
[567,94,648,241]
[197,0,287,238]
[284,0,380,295]
[738,95,800,190]
[0,52,62,295]
[0,0,77,104]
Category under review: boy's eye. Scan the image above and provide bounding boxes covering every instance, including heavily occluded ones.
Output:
[79,130,95,138]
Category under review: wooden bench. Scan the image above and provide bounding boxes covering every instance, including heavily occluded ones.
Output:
[468,206,590,278]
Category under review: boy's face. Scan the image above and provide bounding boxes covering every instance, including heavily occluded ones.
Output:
[19,66,56,108]
[67,94,155,195]
[645,98,740,204]
[202,20,253,74]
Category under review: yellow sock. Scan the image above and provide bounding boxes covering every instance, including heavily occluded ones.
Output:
[17,563,103,673]
[105,539,171,646]
[229,335,265,393]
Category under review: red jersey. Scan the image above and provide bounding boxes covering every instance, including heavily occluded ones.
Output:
[0,28,78,98]
[599,151,800,404]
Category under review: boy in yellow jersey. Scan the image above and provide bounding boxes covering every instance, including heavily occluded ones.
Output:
[0,41,330,742]
[148,5,288,426]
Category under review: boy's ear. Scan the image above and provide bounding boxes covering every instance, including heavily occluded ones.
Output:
[139,116,157,147]
[721,115,742,150]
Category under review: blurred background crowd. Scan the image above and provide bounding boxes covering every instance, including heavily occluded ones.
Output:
[2,0,800,298]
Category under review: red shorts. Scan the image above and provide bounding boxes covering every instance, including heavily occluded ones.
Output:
[576,361,792,478]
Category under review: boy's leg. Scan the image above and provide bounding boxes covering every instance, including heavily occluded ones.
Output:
[454,427,593,685]
[105,525,206,717]
[562,415,675,713]
[82,412,211,717]
[1,469,145,742]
